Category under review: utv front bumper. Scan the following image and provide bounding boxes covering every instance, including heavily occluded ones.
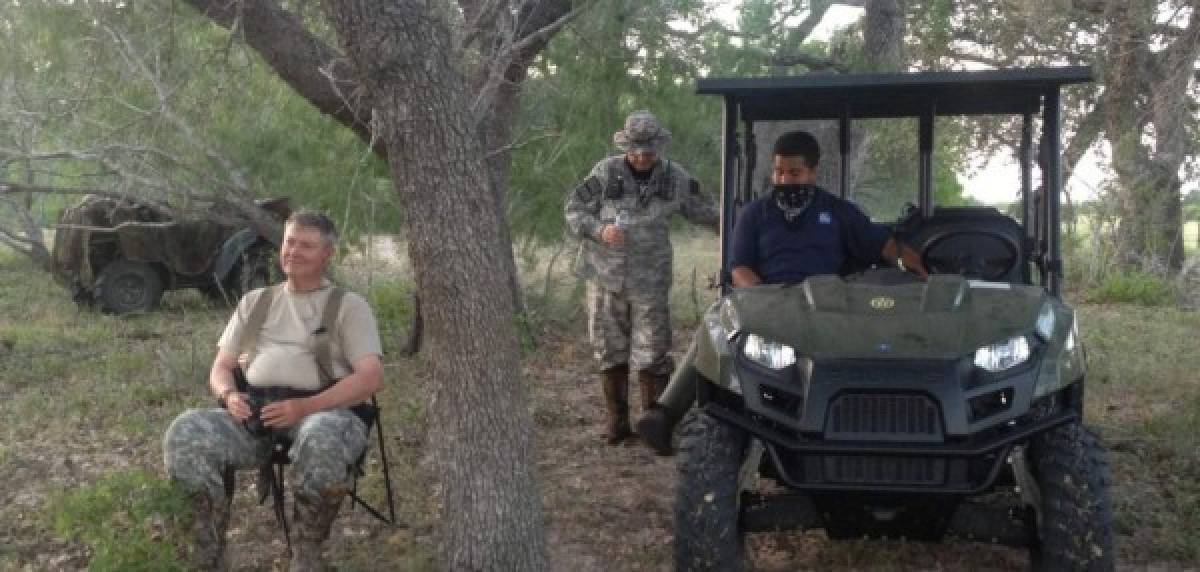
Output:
[700,357,1081,494]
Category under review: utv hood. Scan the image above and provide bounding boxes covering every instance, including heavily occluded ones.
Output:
[729,274,1047,361]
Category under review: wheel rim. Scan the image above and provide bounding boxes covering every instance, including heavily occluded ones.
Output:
[112,274,149,308]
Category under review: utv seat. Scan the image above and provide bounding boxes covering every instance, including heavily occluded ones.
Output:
[901,207,1028,283]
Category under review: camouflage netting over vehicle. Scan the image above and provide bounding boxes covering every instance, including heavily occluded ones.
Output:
[52,195,289,314]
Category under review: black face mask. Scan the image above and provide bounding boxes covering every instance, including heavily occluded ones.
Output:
[772,183,817,222]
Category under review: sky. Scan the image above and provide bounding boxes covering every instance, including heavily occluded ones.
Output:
[709,3,1112,205]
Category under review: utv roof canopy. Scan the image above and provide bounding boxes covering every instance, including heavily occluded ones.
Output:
[696,66,1093,296]
[695,66,1092,120]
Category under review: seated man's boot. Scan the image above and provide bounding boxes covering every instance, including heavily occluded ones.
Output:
[601,364,632,444]
[636,365,697,456]
[185,492,230,571]
[289,490,345,572]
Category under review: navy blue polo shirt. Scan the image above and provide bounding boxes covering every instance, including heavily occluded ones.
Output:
[730,188,891,284]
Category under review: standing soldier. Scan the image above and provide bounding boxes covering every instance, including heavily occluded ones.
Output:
[564,110,719,444]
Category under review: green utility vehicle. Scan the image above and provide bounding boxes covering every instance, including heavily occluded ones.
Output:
[674,67,1112,570]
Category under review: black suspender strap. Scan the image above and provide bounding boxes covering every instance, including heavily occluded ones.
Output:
[238,284,280,365]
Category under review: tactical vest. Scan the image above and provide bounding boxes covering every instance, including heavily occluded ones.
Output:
[237,284,346,386]
[605,159,675,202]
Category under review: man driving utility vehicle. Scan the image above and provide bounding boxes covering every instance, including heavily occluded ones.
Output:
[635,130,926,455]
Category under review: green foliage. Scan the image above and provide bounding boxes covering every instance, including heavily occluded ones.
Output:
[1080,304,1200,561]
[0,2,396,238]
[1085,270,1172,306]
[365,274,415,341]
[854,118,972,219]
[49,470,190,572]
[509,0,725,243]
[508,0,981,242]
[1185,189,1200,221]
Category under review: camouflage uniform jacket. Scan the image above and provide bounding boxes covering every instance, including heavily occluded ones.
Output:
[565,156,719,294]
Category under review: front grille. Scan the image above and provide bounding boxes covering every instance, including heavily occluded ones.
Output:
[821,455,946,485]
[826,394,943,442]
[817,363,946,386]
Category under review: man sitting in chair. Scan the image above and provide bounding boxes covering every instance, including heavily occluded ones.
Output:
[635,130,926,455]
[164,210,383,571]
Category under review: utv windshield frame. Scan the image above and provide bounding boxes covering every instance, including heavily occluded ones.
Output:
[695,66,1092,296]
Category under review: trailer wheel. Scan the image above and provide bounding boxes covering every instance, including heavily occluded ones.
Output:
[94,259,163,314]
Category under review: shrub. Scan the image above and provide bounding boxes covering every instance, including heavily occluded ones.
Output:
[50,470,190,572]
[1085,271,1172,306]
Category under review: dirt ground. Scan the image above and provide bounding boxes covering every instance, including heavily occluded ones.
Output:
[0,326,1033,572]
[1,243,1191,570]
[528,330,1032,572]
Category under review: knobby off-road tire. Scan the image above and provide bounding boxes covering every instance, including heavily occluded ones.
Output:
[206,245,279,305]
[94,259,164,314]
[674,409,749,572]
[1028,421,1115,572]
[237,245,278,297]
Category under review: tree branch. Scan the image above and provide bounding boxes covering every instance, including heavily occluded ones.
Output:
[104,24,254,195]
[181,0,380,157]
[787,0,836,47]
[771,51,850,72]
[472,1,588,120]
[1062,100,1105,185]
[511,1,588,60]
[0,181,133,199]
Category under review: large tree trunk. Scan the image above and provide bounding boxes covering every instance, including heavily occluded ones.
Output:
[864,0,906,72]
[325,1,547,569]
[1101,0,1196,273]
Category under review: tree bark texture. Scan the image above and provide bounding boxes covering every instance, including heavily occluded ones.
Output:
[325,1,547,569]
[863,0,905,72]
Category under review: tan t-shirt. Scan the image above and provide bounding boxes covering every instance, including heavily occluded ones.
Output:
[217,280,383,391]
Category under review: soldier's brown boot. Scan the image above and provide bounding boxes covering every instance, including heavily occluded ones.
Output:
[601,364,632,444]
[184,492,230,571]
[289,489,345,572]
[636,370,669,413]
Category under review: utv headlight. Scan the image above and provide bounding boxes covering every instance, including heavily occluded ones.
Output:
[1035,304,1056,341]
[742,333,796,370]
[1065,318,1078,352]
[719,298,741,337]
[973,335,1031,372]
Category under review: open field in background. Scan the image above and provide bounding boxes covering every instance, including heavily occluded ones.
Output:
[1065,218,1199,256]
[1,230,1198,570]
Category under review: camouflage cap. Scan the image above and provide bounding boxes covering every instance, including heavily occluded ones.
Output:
[613,110,672,153]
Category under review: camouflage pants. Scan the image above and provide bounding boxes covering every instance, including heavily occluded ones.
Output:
[163,408,368,503]
[586,281,674,375]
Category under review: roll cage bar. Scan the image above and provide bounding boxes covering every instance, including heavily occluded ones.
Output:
[696,66,1092,296]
